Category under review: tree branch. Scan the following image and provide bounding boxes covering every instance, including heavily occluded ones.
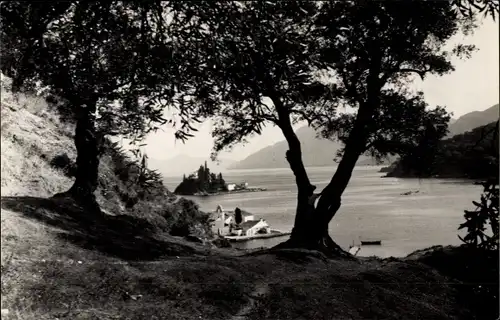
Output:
[382,66,431,82]
[338,65,366,106]
[269,91,315,193]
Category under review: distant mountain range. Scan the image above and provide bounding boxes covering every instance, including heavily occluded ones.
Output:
[228,126,386,170]
[147,155,236,177]
[150,104,499,173]
[447,104,499,138]
[228,104,499,170]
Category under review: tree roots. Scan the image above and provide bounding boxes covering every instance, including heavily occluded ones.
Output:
[272,233,356,260]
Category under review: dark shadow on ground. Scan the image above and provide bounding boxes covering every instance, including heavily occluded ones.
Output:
[409,246,499,320]
[1,196,197,260]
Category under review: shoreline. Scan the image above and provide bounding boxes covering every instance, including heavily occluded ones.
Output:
[380,172,485,180]
[224,229,291,242]
[177,187,268,197]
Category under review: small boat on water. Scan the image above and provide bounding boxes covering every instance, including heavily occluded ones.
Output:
[360,240,382,246]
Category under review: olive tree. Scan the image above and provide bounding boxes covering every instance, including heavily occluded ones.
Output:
[0,2,190,210]
[169,1,479,254]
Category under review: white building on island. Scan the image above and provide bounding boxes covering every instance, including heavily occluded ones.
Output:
[225,182,249,192]
[210,205,266,236]
[239,219,270,237]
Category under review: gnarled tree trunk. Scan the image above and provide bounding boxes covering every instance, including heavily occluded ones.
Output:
[271,73,380,256]
[54,101,100,212]
[278,135,364,257]
[269,93,317,246]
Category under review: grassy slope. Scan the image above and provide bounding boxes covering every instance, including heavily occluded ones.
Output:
[1,78,498,320]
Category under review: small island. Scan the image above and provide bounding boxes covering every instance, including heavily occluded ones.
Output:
[174,161,267,196]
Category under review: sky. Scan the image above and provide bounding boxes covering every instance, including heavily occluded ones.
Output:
[122,18,499,163]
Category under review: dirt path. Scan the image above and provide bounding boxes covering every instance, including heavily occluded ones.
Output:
[229,281,270,320]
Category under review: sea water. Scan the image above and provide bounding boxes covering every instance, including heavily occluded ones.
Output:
[163,166,481,258]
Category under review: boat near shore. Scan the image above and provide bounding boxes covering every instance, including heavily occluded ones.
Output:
[361,240,382,246]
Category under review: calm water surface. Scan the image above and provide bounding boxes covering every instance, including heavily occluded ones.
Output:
[163,166,481,258]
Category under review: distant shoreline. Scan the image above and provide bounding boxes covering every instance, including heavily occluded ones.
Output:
[176,187,267,197]
[162,165,386,178]
[226,164,386,171]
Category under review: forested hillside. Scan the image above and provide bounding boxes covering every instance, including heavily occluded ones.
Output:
[386,121,499,179]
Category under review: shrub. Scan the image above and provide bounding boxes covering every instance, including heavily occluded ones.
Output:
[49,153,76,177]
[47,138,213,239]
[167,198,211,237]
[212,237,232,248]
[459,178,499,251]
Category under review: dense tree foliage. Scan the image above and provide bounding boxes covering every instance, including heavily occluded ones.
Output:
[168,1,479,254]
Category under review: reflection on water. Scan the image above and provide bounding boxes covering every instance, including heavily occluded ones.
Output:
[164,166,481,258]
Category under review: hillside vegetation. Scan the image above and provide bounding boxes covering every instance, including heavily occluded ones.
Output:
[1,79,498,319]
[0,75,213,239]
[386,121,499,179]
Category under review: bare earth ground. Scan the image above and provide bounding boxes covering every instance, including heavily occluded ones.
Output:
[1,76,498,319]
[2,197,497,320]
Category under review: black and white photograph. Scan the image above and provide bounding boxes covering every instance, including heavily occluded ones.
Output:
[0,1,498,319]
